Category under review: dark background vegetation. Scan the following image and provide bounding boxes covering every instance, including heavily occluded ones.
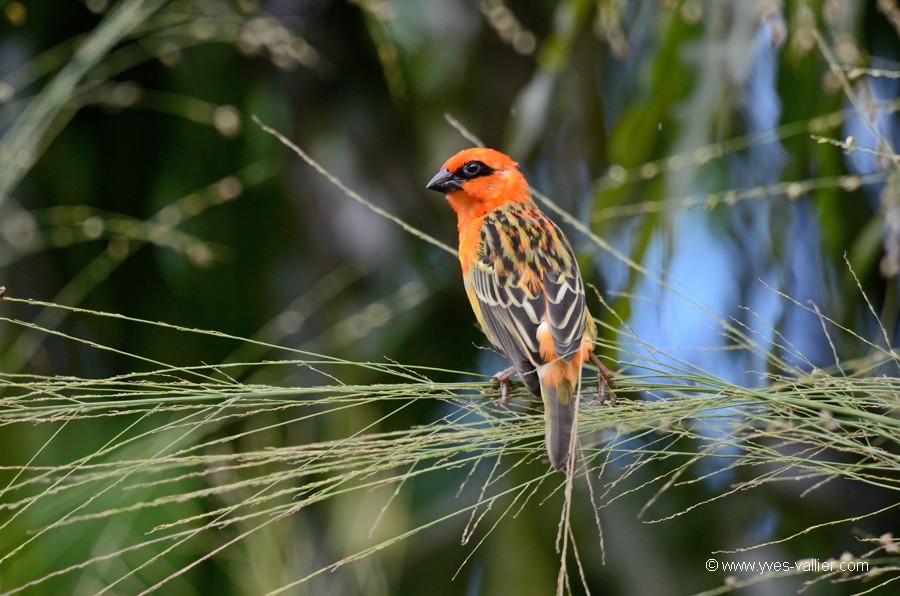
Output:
[1,0,898,594]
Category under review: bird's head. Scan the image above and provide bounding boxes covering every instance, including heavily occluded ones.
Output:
[426,148,531,222]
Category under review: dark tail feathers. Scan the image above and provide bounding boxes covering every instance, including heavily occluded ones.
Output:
[540,379,575,472]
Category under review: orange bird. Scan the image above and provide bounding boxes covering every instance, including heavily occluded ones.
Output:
[427,148,612,472]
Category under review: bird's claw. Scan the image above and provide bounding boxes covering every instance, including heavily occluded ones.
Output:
[491,366,516,406]
[590,352,617,405]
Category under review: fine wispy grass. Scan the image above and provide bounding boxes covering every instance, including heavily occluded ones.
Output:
[1,280,898,594]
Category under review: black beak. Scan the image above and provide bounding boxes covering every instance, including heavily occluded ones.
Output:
[426,168,462,193]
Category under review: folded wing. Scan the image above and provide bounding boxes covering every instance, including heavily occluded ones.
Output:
[469,205,587,395]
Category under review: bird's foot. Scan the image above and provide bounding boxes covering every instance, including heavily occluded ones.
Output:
[491,366,516,406]
[589,352,617,405]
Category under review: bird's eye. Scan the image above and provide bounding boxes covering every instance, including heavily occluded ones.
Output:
[460,161,491,178]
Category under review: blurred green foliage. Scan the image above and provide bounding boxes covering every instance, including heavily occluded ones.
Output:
[1,0,899,594]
